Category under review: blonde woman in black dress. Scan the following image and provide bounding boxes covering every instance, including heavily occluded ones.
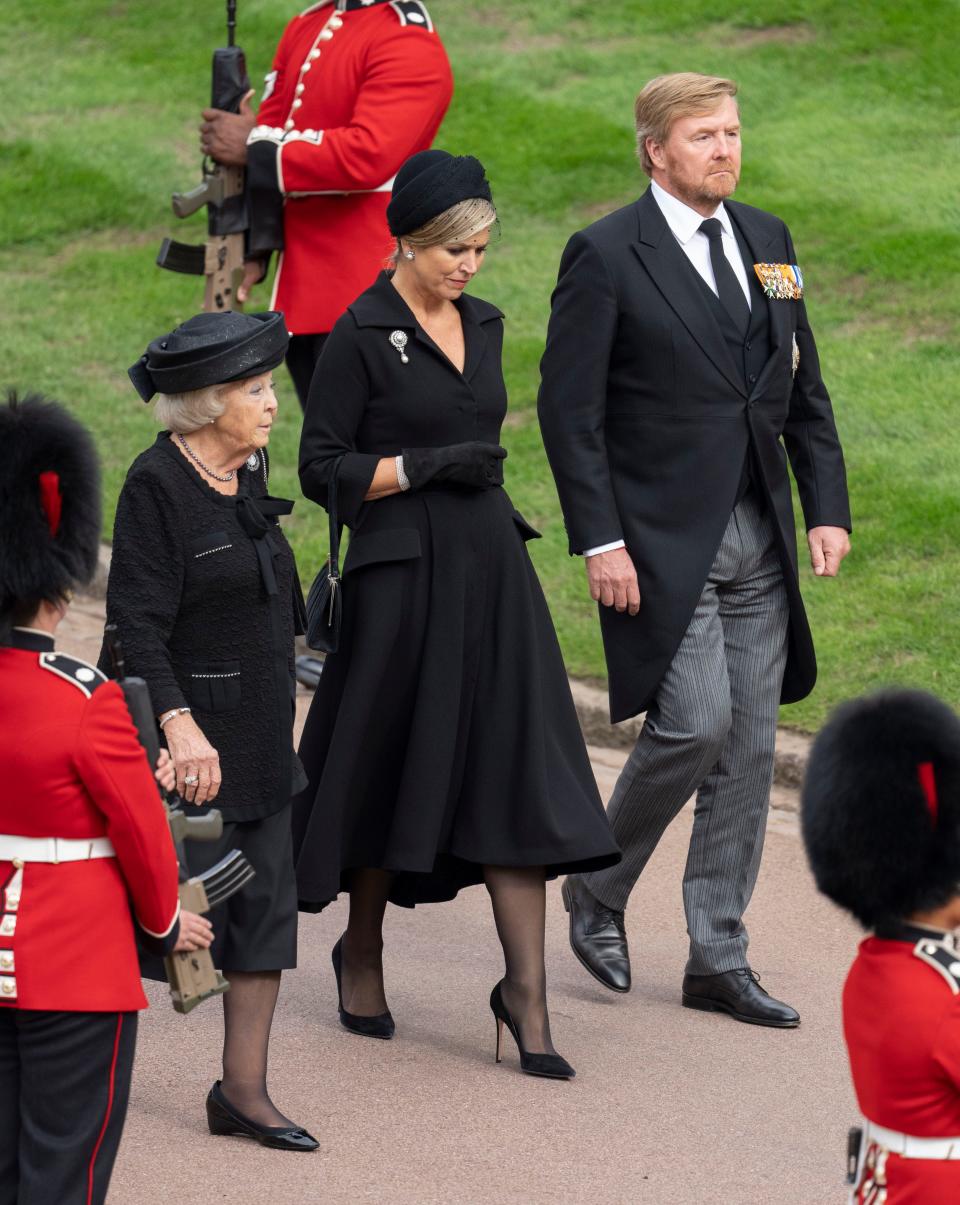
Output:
[294,152,619,1079]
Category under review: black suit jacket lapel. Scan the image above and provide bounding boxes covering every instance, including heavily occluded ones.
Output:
[630,189,745,397]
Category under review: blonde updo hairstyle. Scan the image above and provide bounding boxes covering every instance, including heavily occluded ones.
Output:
[391,196,498,266]
[153,384,227,434]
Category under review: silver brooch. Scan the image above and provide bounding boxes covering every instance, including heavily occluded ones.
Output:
[389,330,410,364]
[246,452,260,471]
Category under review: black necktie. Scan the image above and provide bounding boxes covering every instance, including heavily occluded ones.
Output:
[699,218,750,335]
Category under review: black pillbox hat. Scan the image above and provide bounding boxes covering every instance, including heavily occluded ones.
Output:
[128,310,289,402]
[386,149,493,237]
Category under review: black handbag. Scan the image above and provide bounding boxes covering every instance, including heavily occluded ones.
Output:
[304,458,344,653]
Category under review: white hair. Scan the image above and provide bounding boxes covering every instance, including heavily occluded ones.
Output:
[153,384,226,434]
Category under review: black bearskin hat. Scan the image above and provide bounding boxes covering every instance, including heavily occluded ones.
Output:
[801,689,960,929]
[0,391,101,635]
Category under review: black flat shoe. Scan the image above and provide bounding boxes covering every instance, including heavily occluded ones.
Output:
[489,981,575,1080]
[206,1082,319,1151]
[332,936,395,1039]
[561,876,631,993]
[681,968,800,1028]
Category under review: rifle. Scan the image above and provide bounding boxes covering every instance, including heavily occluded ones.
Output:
[103,625,255,1014]
[156,0,250,312]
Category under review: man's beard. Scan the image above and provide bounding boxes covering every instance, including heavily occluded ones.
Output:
[698,163,739,204]
[672,163,739,210]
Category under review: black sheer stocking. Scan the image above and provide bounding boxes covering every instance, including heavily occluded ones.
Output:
[341,868,393,1016]
[220,970,291,1128]
[483,865,556,1055]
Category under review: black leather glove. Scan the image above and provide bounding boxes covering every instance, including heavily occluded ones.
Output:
[401,442,507,490]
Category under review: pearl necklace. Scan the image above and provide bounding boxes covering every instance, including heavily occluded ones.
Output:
[177,433,236,482]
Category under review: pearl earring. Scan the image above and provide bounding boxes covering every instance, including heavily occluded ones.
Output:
[404,250,415,260]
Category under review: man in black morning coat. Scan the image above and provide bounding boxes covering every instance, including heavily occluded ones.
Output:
[537,72,851,1026]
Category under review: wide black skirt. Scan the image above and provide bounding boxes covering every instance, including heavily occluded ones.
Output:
[292,485,620,910]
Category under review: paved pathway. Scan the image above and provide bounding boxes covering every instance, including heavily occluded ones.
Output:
[57,597,858,1204]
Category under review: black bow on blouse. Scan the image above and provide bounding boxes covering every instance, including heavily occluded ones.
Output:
[235,495,294,596]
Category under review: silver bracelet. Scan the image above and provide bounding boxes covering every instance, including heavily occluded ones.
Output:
[158,707,191,729]
[395,454,411,492]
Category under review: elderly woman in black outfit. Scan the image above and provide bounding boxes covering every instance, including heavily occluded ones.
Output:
[102,312,316,1150]
[294,151,620,1079]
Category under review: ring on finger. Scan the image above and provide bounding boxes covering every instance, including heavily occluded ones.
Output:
[184,774,199,786]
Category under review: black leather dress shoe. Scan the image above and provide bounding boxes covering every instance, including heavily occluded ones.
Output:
[681,968,800,1028]
[561,876,631,993]
[206,1082,319,1151]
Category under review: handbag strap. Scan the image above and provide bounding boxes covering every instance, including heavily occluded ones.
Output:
[328,456,345,577]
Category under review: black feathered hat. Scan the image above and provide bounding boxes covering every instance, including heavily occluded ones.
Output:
[386,149,493,237]
[0,391,102,635]
[801,689,960,929]
[128,310,289,402]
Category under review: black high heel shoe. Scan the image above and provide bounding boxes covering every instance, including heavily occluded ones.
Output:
[489,981,575,1080]
[332,936,395,1039]
[206,1081,319,1151]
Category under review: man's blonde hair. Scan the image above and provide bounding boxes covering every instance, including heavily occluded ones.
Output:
[634,73,739,176]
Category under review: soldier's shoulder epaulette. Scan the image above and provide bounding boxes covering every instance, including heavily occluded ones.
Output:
[390,1,435,33]
[38,652,108,699]
[913,937,960,995]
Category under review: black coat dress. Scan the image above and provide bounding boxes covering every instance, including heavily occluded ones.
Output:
[293,273,619,909]
[538,188,852,723]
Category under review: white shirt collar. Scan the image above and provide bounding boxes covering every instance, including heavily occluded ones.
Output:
[650,180,732,246]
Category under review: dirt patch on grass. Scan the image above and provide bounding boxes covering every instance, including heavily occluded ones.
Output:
[1,227,165,278]
[503,32,565,53]
[833,273,872,302]
[502,31,632,54]
[901,318,956,346]
[577,195,637,222]
[502,409,531,428]
[835,313,955,345]
[710,22,815,49]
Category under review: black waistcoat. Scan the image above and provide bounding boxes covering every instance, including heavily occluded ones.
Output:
[717,219,773,389]
[682,218,773,504]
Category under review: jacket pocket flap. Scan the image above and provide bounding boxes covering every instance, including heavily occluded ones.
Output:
[343,528,422,574]
[188,530,233,558]
[511,510,542,541]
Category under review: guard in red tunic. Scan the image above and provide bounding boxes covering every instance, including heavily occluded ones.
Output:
[802,689,960,1203]
[201,0,453,407]
[0,394,208,1205]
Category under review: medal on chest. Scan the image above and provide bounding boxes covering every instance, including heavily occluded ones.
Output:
[753,262,804,301]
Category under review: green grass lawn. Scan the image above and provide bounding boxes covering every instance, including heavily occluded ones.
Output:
[3,0,957,730]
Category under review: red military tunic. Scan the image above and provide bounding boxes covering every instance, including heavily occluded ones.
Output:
[248,0,453,334]
[844,931,960,1202]
[0,631,180,1012]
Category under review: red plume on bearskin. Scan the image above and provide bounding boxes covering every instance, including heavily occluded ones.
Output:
[0,390,101,633]
[38,471,63,536]
[801,689,960,930]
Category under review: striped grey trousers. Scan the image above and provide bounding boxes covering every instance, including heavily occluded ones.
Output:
[582,491,789,976]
